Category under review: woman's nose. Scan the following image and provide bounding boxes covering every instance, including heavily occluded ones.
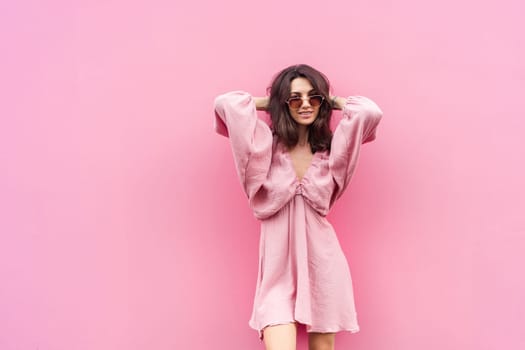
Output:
[300,97,311,107]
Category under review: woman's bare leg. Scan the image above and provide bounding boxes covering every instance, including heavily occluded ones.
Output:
[308,332,336,350]
[262,323,297,350]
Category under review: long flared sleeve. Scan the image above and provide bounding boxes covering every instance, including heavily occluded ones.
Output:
[329,96,383,204]
[214,91,274,199]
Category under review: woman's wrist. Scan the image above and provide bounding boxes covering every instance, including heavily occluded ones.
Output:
[329,95,345,110]
[254,96,269,110]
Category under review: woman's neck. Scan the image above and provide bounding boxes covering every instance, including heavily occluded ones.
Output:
[297,125,309,147]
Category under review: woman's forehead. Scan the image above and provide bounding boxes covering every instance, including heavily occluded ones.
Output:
[290,77,314,93]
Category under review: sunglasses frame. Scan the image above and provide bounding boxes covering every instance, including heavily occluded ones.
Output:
[286,95,325,109]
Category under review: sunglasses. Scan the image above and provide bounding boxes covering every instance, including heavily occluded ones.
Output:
[286,95,325,109]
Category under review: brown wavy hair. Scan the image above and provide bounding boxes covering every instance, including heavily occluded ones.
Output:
[267,64,333,153]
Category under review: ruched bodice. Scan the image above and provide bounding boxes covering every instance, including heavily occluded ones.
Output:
[250,144,334,219]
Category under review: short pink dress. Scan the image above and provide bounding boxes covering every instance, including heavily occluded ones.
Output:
[214,91,382,338]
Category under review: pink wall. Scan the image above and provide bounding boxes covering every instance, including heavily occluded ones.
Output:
[1,0,524,349]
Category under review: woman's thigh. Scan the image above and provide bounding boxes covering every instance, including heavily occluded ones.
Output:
[308,332,336,350]
[262,323,297,350]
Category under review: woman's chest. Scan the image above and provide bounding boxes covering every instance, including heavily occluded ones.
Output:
[287,147,314,181]
[267,144,330,184]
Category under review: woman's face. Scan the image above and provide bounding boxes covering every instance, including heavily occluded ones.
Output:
[287,77,321,127]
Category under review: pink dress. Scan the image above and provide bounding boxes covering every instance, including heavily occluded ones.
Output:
[214,91,382,338]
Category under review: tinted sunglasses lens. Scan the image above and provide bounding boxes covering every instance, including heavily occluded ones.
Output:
[309,96,323,106]
[288,98,302,109]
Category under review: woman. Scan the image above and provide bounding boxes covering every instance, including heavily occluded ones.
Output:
[214,64,383,350]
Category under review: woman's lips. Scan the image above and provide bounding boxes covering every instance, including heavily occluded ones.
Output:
[299,111,313,118]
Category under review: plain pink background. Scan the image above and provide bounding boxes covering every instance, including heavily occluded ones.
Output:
[1,0,524,349]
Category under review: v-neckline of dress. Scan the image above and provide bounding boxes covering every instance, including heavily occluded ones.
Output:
[283,147,318,183]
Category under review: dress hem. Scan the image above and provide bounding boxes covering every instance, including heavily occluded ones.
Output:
[251,320,360,341]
